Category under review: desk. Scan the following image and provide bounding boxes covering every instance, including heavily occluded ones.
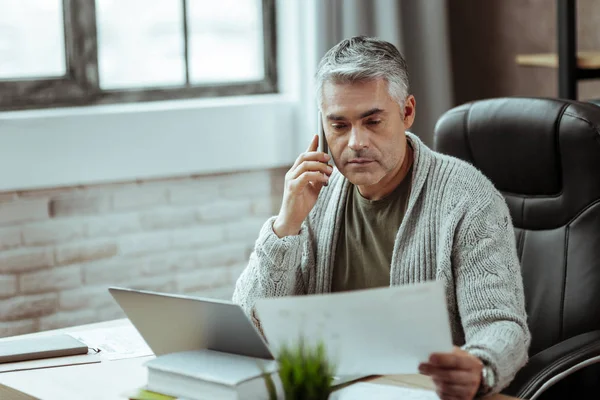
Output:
[0,319,519,400]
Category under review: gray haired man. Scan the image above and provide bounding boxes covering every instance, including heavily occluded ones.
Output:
[233,36,530,400]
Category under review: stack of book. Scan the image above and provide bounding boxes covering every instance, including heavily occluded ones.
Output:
[127,349,280,400]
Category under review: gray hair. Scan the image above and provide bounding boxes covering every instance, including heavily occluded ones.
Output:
[315,36,410,109]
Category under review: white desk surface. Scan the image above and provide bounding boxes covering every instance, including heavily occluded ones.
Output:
[0,319,151,400]
[0,319,518,400]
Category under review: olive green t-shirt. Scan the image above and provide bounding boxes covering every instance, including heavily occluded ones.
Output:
[331,169,412,292]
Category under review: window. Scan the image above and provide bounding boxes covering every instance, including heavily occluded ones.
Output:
[0,0,277,111]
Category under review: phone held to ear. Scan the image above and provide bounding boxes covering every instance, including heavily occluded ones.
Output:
[318,112,330,186]
[318,112,329,155]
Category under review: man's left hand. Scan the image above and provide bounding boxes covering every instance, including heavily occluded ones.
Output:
[418,346,483,400]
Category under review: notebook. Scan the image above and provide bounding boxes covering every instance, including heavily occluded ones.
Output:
[144,349,280,400]
[0,334,88,364]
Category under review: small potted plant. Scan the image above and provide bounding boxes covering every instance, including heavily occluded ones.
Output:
[263,338,335,400]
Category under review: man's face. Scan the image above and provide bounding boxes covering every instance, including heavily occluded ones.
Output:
[320,79,415,187]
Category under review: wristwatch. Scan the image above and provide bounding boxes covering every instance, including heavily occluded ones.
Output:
[477,364,496,397]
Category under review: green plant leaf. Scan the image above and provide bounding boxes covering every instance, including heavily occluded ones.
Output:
[275,337,335,400]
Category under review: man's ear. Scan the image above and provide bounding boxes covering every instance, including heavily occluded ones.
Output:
[403,95,416,130]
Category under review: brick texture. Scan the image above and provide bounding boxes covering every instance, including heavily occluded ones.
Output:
[196,243,248,268]
[170,226,225,250]
[0,168,286,337]
[176,266,235,293]
[39,309,98,331]
[0,275,17,298]
[140,207,198,230]
[83,258,140,285]
[0,193,17,202]
[0,294,58,321]
[55,239,118,266]
[0,320,37,337]
[197,199,252,222]
[225,218,266,241]
[112,186,168,211]
[0,198,49,226]
[85,213,142,238]
[96,303,126,322]
[220,171,272,198]
[20,265,82,294]
[59,285,114,311]
[50,193,111,217]
[168,183,219,205]
[0,227,21,250]
[129,276,178,294]
[22,220,85,246]
[251,195,281,217]
[0,247,54,274]
[118,231,173,256]
[136,253,174,276]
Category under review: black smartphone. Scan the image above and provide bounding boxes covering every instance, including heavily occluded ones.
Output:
[318,111,329,155]
[318,112,330,186]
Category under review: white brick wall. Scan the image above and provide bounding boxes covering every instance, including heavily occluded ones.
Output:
[0,247,54,273]
[0,275,17,298]
[0,320,37,337]
[55,238,118,266]
[19,265,82,294]
[0,227,22,250]
[0,198,49,226]
[0,167,287,337]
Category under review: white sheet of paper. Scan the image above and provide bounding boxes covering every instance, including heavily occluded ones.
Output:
[67,325,153,361]
[255,280,453,376]
[331,382,440,400]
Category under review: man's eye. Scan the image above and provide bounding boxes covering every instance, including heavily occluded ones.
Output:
[367,120,381,126]
[332,124,347,130]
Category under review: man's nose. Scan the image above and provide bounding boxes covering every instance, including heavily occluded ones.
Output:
[347,126,369,151]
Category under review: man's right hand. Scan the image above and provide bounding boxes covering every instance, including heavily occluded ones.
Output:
[273,135,333,238]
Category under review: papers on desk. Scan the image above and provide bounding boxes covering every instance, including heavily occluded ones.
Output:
[68,325,153,361]
[331,382,440,400]
[255,280,453,376]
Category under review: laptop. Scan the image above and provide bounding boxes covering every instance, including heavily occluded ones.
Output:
[108,286,272,360]
[108,286,367,385]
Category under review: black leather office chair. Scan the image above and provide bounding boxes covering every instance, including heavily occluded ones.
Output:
[433,98,600,399]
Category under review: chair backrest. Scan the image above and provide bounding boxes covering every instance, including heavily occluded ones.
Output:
[433,97,600,356]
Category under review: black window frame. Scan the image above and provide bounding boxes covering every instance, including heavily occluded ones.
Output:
[0,0,277,111]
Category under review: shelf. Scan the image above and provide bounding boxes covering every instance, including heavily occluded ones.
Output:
[516,51,600,69]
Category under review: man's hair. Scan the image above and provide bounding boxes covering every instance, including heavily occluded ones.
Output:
[315,36,410,108]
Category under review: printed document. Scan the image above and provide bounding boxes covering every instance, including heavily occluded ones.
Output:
[68,325,153,360]
[255,280,453,376]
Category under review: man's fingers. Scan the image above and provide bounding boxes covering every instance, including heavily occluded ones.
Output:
[290,150,330,171]
[421,350,482,400]
[291,171,329,190]
[289,161,333,180]
[433,378,474,400]
[299,151,330,164]
[428,353,479,371]
[309,180,325,192]
[419,365,475,384]
[435,386,465,400]
[306,134,319,152]
[435,390,462,400]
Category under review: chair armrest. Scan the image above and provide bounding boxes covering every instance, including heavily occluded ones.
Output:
[503,330,600,399]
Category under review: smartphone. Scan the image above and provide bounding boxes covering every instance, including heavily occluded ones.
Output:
[318,111,329,155]
[318,112,330,186]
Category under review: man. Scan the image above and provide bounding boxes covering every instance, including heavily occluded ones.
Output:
[233,36,530,399]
